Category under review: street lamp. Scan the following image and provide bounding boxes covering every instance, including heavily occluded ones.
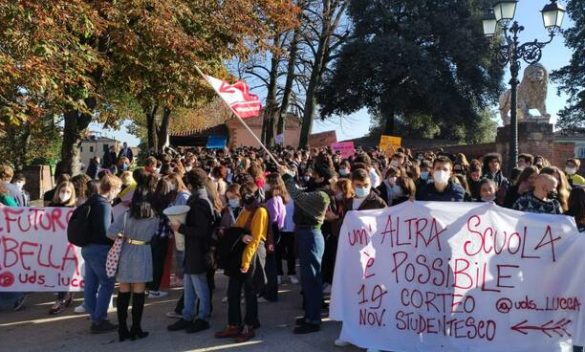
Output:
[482,0,565,175]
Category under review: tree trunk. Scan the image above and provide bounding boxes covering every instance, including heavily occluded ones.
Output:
[61,110,92,176]
[278,26,301,137]
[146,103,159,154]
[156,107,172,152]
[262,35,281,147]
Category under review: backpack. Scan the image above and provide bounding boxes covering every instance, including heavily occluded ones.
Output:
[67,203,92,247]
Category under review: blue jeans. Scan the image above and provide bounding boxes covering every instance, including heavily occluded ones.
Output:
[82,244,115,324]
[182,273,210,321]
[0,292,25,310]
[296,226,325,324]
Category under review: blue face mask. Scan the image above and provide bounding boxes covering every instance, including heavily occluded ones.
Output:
[228,199,240,208]
[355,186,370,198]
[421,171,429,181]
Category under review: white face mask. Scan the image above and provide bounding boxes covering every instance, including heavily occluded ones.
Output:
[565,167,577,175]
[59,192,70,203]
[390,160,401,168]
[16,182,25,191]
[185,166,193,172]
[433,170,451,185]
[387,176,397,185]
[391,185,403,198]
[264,184,271,193]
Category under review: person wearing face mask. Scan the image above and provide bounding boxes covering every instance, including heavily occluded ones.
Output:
[565,158,585,187]
[481,153,509,205]
[215,182,268,343]
[47,181,77,315]
[333,168,385,348]
[417,156,465,202]
[168,169,215,335]
[513,174,562,215]
[377,167,402,206]
[82,174,122,334]
[279,162,331,334]
[337,160,351,179]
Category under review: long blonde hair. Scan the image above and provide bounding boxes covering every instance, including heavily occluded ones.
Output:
[266,173,290,204]
[52,181,77,207]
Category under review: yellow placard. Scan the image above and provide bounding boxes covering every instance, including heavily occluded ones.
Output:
[379,135,402,154]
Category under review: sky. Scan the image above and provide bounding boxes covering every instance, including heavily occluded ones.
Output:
[103,0,574,147]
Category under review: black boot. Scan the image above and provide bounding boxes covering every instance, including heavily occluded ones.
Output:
[117,292,132,342]
[130,293,149,340]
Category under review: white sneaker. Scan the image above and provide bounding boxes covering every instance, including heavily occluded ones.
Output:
[257,297,270,303]
[334,339,350,347]
[277,275,284,285]
[165,311,182,319]
[288,275,299,285]
[73,304,86,314]
[148,291,168,299]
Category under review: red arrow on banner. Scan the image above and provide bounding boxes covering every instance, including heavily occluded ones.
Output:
[511,319,572,338]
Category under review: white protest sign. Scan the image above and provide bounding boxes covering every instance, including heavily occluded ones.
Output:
[0,207,85,292]
[330,201,585,352]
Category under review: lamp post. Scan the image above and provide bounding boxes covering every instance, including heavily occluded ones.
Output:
[482,0,565,175]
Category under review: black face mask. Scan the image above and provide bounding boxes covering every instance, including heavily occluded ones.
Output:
[242,193,256,205]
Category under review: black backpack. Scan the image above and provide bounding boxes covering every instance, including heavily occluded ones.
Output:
[67,203,92,247]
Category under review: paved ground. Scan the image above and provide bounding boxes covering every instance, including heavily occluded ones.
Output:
[0,275,363,352]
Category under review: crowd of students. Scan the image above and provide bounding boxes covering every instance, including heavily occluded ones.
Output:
[1,145,585,351]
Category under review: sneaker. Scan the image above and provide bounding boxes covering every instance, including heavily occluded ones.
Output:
[91,321,118,334]
[148,291,168,299]
[334,339,350,347]
[167,319,191,331]
[215,325,241,339]
[288,275,299,285]
[293,322,320,334]
[257,297,271,303]
[49,300,67,315]
[13,295,26,312]
[74,304,87,314]
[186,319,210,333]
[165,311,182,319]
[234,326,255,343]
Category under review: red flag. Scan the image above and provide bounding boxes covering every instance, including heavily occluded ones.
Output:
[204,75,263,118]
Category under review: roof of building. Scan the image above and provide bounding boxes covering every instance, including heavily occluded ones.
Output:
[81,135,119,143]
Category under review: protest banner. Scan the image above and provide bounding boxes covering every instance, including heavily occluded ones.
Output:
[379,135,402,156]
[0,207,84,292]
[308,130,337,148]
[330,201,585,352]
[331,141,355,159]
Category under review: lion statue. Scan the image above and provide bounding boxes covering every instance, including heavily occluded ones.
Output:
[499,63,550,125]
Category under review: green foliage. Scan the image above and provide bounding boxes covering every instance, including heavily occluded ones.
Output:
[551,0,585,131]
[318,0,503,139]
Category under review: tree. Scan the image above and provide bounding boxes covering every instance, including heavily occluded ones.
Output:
[551,0,585,131]
[297,0,350,147]
[318,0,503,142]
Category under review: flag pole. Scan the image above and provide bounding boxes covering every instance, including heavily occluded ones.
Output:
[195,66,280,166]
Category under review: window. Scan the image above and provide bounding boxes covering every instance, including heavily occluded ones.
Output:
[89,146,94,153]
[576,145,585,159]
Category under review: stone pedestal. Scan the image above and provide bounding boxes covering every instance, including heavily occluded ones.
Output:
[496,122,555,171]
